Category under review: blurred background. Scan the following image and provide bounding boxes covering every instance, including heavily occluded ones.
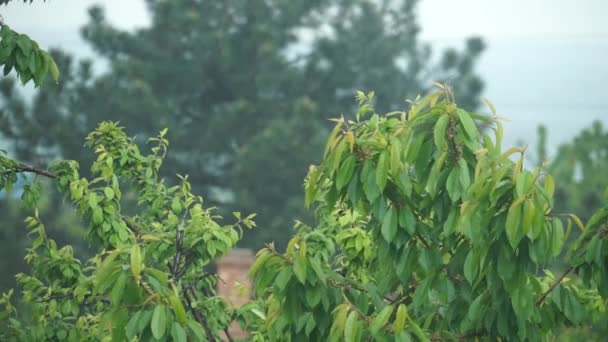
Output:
[1,0,607,293]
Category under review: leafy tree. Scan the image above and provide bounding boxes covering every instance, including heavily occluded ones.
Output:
[1,0,485,252]
[1,123,259,341]
[3,86,608,341]
[249,89,608,341]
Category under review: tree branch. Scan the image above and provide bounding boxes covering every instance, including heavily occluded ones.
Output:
[458,331,486,341]
[535,266,574,306]
[3,163,57,179]
[183,285,216,342]
[417,233,431,249]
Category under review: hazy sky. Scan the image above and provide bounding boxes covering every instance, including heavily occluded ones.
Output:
[2,0,608,157]
[5,0,608,39]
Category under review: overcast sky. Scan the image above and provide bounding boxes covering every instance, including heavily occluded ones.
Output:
[4,0,608,40]
[2,0,608,157]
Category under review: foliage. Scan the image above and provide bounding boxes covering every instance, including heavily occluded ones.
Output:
[0,19,58,86]
[249,89,608,341]
[2,87,608,340]
[4,2,608,340]
[544,121,608,221]
[535,121,608,339]
[0,0,485,252]
[0,186,85,291]
[0,123,259,341]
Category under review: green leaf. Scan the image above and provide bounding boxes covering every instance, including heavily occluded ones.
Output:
[544,174,555,198]
[49,57,59,81]
[95,249,121,292]
[398,206,416,235]
[130,244,142,281]
[187,320,206,341]
[457,109,479,142]
[506,200,523,249]
[497,245,515,281]
[3,62,13,76]
[336,155,356,190]
[376,151,389,191]
[390,138,402,177]
[461,293,485,331]
[305,286,322,308]
[457,158,471,191]
[16,34,32,56]
[248,250,271,278]
[410,320,429,342]
[34,53,48,85]
[293,254,308,284]
[370,305,393,336]
[331,139,347,173]
[330,305,348,341]
[516,172,533,197]
[522,200,535,238]
[275,267,292,291]
[309,257,327,284]
[381,206,398,242]
[324,120,343,157]
[110,272,128,305]
[433,114,449,151]
[446,167,461,201]
[171,197,182,214]
[393,304,408,334]
[443,208,459,236]
[551,218,564,257]
[171,322,187,342]
[145,268,169,286]
[363,163,381,202]
[28,53,36,73]
[92,206,103,224]
[464,250,478,285]
[168,292,188,324]
[305,314,316,336]
[151,304,167,339]
[344,310,359,342]
[125,310,143,338]
[425,151,447,195]
[104,187,115,200]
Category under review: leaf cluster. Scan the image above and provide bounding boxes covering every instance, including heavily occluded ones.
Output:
[0,24,58,86]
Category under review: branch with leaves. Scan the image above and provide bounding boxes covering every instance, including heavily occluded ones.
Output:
[0,122,259,341]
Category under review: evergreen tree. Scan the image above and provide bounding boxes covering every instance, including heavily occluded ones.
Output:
[1,0,485,251]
